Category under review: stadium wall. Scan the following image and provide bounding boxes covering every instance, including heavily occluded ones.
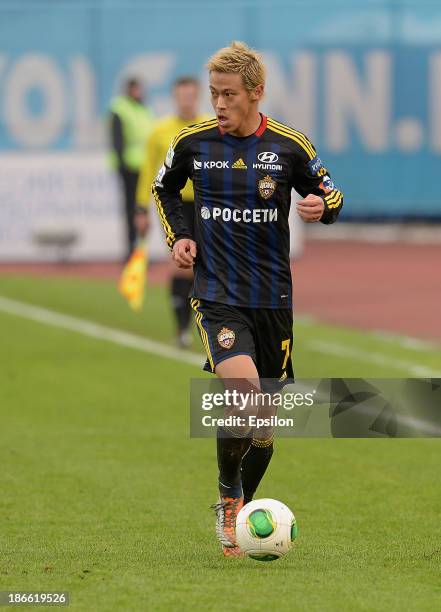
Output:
[0,0,440,260]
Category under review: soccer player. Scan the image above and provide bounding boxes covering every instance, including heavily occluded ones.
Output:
[135,77,209,348]
[152,42,343,556]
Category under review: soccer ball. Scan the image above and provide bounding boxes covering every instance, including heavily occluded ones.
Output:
[235,498,297,561]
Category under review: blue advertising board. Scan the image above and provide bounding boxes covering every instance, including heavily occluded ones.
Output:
[1,0,440,217]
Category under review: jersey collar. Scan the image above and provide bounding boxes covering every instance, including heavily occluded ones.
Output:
[219,113,267,148]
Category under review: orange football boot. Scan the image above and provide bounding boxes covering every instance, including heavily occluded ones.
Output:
[211,496,245,557]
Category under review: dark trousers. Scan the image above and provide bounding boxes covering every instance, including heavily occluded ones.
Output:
[119,168,139,259]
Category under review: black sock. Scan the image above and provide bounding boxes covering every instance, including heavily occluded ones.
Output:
[241,438,274,505]
[170,276,192,332]
[217,427,252,499]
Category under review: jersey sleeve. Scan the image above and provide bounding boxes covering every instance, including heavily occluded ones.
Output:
[151,135,192,250]
[290,140,344,225]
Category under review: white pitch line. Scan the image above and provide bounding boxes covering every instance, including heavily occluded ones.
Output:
[297,314,440,353]
[307,339,441,378]
[370,329,440,352]
[0,295,204,367]
[0,295,439,377]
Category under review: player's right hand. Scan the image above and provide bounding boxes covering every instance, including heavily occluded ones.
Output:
[172,238,197,269]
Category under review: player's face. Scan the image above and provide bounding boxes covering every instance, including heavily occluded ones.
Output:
[174,83,200,121]
[209,72,262,135]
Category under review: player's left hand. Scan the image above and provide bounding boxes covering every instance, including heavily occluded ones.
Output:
[296,194,325,222]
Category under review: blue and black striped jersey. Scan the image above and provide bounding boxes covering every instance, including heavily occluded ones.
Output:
[152,114,343,309]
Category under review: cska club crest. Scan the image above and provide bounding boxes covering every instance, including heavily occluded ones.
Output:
[258,175,276,199]
[217,327,235,349]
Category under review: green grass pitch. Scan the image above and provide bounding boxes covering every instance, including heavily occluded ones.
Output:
[0,275,440,611]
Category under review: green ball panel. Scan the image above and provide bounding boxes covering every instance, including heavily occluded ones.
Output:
[246,509,276,538]
[249,553,280,562]
[291,520,298,541]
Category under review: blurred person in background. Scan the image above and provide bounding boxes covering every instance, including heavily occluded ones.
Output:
[135,76,209,348]
[109,78,155,260]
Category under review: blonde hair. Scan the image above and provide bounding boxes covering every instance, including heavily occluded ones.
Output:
[207,41,265,91]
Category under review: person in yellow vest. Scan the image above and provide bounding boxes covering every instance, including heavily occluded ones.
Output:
[109,78,155,260]
[135,76,210,348]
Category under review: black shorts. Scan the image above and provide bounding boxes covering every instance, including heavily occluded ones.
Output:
[190,298,294,388]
